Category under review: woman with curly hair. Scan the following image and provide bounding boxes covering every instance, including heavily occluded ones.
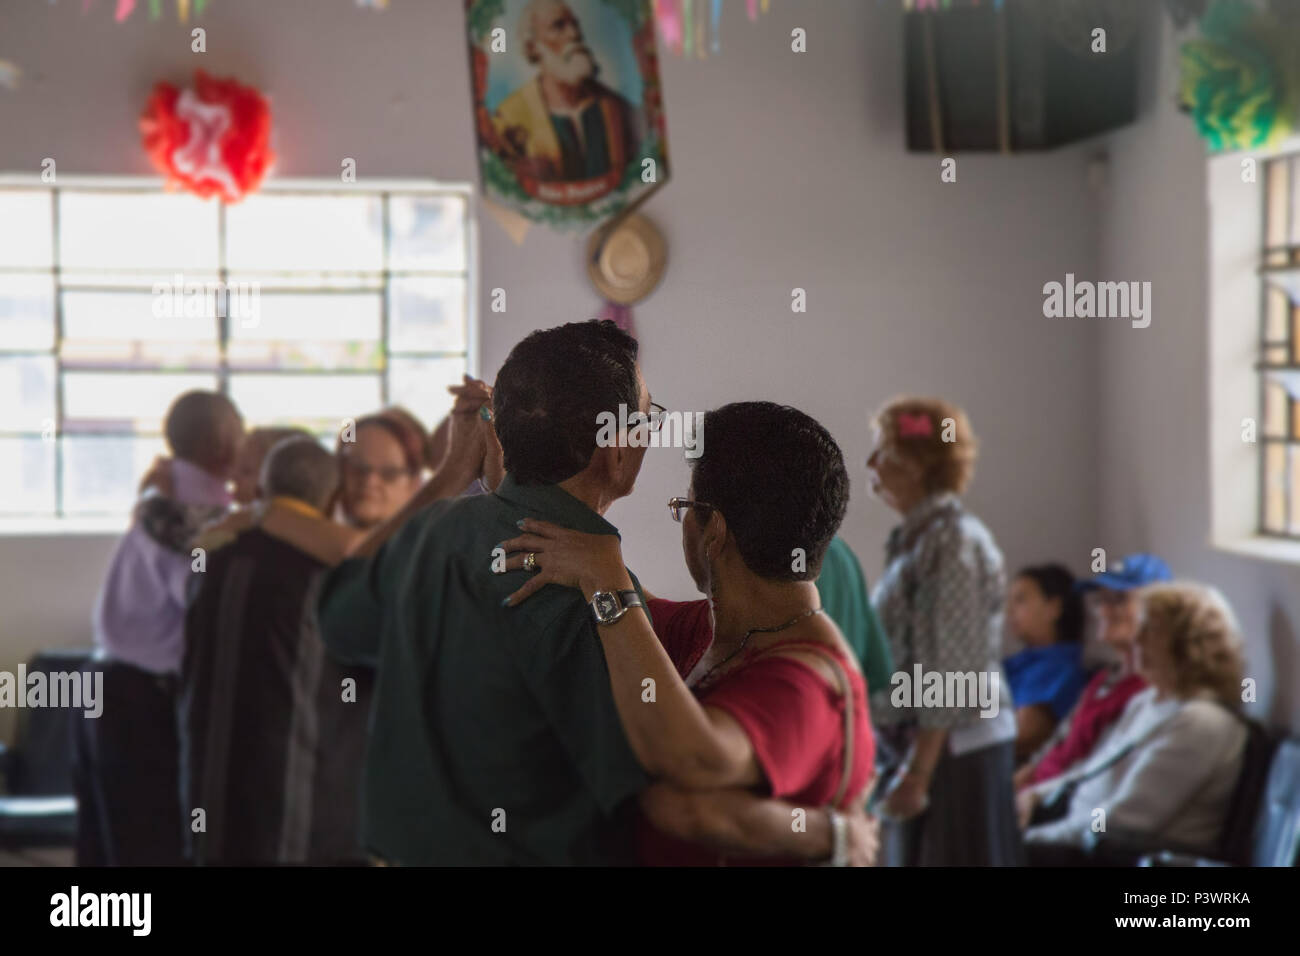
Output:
[1020,582,1248,856]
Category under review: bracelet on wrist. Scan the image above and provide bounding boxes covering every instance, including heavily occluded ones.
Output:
[823,808,849,867]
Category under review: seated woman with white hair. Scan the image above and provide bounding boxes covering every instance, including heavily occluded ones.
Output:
[1019,582,1248,860]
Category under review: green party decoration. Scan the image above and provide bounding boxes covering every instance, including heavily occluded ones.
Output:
[1179,0,1300,152]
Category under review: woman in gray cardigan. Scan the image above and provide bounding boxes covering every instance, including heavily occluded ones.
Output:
[1020,582,1247,854]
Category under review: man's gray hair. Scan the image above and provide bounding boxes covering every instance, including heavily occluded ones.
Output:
[260,436,338,512]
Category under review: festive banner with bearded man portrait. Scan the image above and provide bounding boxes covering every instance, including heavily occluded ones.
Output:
[467,0,670,231]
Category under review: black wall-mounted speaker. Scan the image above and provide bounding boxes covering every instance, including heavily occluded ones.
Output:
[904,0,1141,153]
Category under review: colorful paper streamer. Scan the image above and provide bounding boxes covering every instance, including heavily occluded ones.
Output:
[71,0,212,20]
[656,0,775,57]
[655,0,683,53]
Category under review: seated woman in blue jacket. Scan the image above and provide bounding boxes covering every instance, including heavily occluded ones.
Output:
[1002,564,1091,763]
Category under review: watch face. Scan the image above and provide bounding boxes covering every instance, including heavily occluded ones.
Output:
[593,592,619,620]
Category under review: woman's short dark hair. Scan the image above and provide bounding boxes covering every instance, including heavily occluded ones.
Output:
[493,320,640,485]
[689,402,849,582]
[1015,564,1085,643]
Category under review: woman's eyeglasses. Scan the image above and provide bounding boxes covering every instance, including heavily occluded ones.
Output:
[667,497,717,522]
[344,461,415,484]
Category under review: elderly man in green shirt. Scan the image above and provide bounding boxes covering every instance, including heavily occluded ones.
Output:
[312,321,872,866]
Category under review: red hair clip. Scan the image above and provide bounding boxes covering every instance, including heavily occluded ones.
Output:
[897,412,934,439]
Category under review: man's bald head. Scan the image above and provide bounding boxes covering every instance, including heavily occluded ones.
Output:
[260,436,338,513]
[164,391,244,479]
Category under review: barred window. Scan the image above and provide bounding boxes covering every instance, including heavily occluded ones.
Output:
[1260,157,1300,538]
[0,178,474,524]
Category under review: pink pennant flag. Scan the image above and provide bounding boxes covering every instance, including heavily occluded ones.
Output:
[747,0,758,20]
[655,0,683,54]
[597,301,636,338]
[114,0,136,21]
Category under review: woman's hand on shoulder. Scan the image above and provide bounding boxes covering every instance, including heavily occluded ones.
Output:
[138,455,174,498]
[495,518,630,606]
[191,507,254,553]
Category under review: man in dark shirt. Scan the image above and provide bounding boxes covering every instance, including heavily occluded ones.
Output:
[180,435,374,864]
[318,321,652,865]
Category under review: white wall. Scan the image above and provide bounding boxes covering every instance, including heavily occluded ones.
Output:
[0,1,1104,740]
[1096,13,1300,730]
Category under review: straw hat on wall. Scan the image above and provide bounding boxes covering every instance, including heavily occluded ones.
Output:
[586,213,667,305]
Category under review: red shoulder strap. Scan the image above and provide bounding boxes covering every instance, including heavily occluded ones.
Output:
[747,640,860,809]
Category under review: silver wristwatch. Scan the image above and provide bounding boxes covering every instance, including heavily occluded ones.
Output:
[589,589,644,626]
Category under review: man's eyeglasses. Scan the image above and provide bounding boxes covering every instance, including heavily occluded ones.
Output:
[1087,589,1132,610]
[668,497,717,522]
[630,402,667,432]
[343,461,415,484]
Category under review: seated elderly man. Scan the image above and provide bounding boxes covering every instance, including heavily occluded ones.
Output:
[179,435,373,865]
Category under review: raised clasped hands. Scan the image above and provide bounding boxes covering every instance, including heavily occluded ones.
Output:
[442,375,503,488]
